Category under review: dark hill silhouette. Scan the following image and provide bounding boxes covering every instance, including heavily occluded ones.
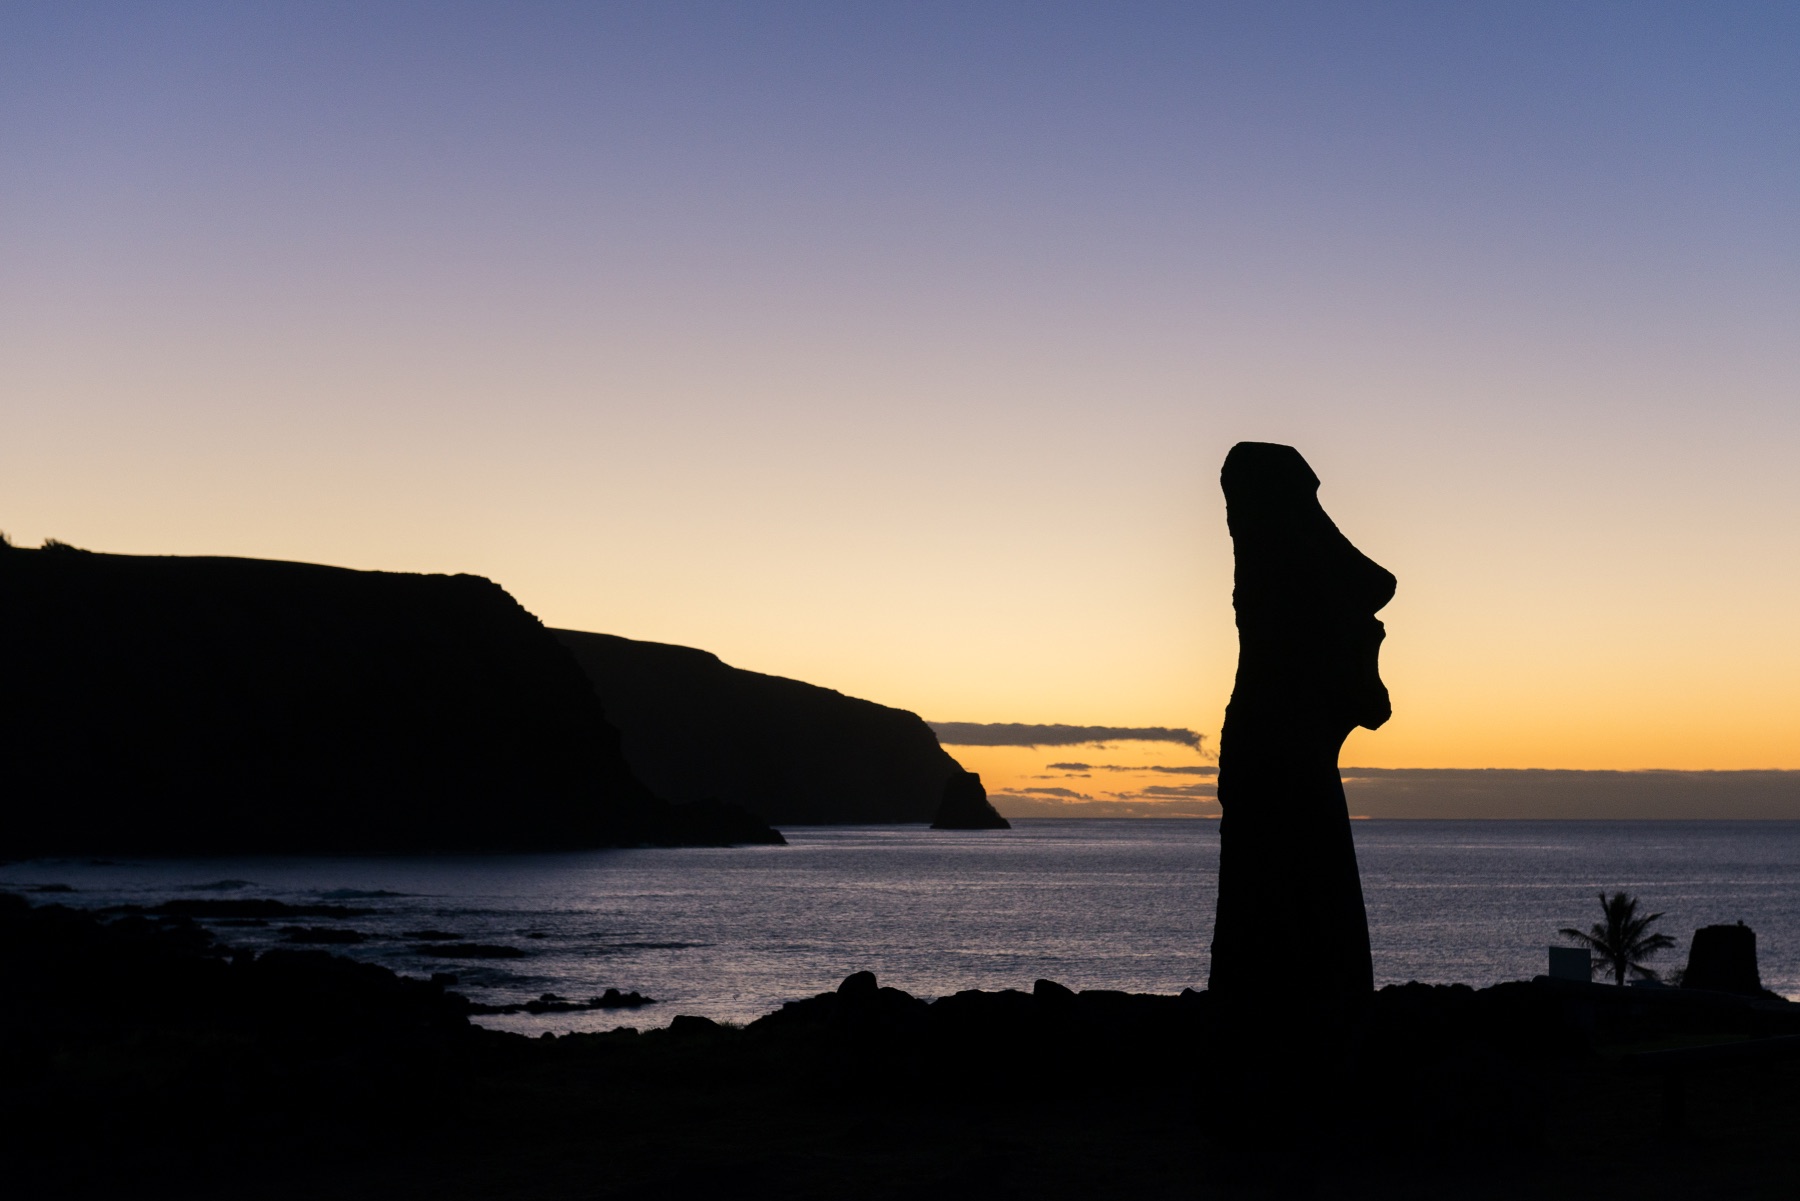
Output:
[0,543,778,854]
[553,629,967,824]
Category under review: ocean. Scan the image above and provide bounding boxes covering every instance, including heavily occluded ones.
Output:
[6,819,1797,1033]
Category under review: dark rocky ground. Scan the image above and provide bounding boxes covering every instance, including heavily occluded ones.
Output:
[5,892,1799,1200]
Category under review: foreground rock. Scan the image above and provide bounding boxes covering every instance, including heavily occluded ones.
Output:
[468,989,654,1015]
[0,543,779,853]
[8,894,1800,1200]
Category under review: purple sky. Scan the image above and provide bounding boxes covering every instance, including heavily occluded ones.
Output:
[5,3,1797,769]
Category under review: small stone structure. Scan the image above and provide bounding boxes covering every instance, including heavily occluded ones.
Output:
[1683,922,1764,995]
[1547,945,1592,982]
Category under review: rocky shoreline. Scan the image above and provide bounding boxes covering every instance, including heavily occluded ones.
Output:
[6,892,1799,1198]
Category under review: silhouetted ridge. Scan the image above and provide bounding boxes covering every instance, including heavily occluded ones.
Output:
[553,629,965,824]
[0,546,778,853]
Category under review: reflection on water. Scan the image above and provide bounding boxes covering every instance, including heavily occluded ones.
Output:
[6,819,1797,1032]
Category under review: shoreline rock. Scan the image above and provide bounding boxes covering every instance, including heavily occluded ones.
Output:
[468,988,655,1015]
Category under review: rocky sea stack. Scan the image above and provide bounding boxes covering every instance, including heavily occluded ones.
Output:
[930,770,1011,829]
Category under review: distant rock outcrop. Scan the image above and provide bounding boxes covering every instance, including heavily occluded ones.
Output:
[0,544,779,854]
[930,771,1010,829]
[1208,443,1394,1019]
[554,630,967,824]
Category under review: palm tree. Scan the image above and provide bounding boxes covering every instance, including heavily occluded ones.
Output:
[1559,892,1677,986]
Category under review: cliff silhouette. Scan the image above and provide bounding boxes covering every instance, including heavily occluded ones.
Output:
[554,630,970,824]
[0,544,778,854]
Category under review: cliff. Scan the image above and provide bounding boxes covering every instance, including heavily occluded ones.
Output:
[931,770,1011,829]
[553,630,964,824]
[0,544,778,854]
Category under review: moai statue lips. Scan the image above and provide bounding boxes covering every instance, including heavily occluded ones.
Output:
[1208,442,1394,1015]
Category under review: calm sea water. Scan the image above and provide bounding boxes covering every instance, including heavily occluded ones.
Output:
[6,820,1797,1033]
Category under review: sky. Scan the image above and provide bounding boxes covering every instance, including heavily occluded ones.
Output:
[5,2,1798,785]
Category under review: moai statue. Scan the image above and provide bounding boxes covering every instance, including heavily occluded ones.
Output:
[1207,442,1394,1020]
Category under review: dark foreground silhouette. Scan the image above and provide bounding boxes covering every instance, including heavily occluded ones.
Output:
[1210,443,1392,1026]
[7,893,1799,1201]
[0,544,778,854]
[554,629,973,825]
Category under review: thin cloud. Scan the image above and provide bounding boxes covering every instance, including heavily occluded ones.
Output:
[929,723,1204,749]
[989,793,1220,819]
[1053,763,1218,776]
[1336,767,1800,819]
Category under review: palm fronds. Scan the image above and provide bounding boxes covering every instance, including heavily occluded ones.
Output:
[1559,891,1676,986]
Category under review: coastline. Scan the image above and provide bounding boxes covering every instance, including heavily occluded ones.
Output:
[7,821,1797,1021]
[6,891,1800,1199]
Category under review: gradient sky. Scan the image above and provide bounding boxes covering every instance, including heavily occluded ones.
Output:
[6,3,1798,772]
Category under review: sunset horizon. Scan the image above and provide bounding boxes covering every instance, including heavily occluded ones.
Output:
[8,7,1800,1195]
[9,5,1799,789]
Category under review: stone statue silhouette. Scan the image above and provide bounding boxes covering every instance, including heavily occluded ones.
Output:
[1207,442,1394,1018]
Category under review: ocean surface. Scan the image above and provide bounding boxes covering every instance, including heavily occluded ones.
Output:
[7,820,1797,1033]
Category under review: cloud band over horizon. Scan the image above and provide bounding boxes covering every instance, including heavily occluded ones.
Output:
[929,722,1204,749]
[981,768,1800,821]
